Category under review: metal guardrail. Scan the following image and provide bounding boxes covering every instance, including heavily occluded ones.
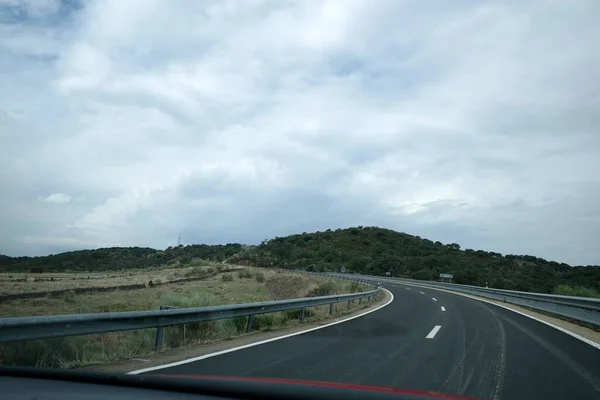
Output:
[0,272,380,344]
[332,273,600,326]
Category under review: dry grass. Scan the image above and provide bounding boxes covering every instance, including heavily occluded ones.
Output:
[0,263,225,296]
[0,267,369,318]
[0,266,376,369]
[0,268,285,318]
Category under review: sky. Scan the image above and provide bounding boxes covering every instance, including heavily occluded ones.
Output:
[1,0,599,265]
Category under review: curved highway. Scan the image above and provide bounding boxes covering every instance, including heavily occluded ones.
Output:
[142,284,600,399]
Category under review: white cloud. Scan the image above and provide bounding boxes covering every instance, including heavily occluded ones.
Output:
[40,193,73,204]
[0,0,599,265]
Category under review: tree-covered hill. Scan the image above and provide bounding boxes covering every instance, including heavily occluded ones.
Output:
[0,244,242,273]
[1,226,598,295]
[228,226,599,294]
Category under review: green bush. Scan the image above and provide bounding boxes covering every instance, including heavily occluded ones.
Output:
[206,267,216,275]
[283,308,314,321]
[63,290,76,303]
[161,289,211,308]
[222,273,234,282]
[252,314,277,331]
[237,269,253,279]
[255,272,265,282]
[220,316,248,337]
[185,266,208,278]
[553,284,600,298]
[164,320,219,348]
[308,281,336,297]
[412,269,432,281]
[347,281,361,293]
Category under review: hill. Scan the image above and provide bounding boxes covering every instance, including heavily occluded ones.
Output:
[0,226,598,295]
[0,244,242,273]
[228,227,600,294]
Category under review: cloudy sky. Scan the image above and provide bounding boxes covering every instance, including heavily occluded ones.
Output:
[1,0,599,265]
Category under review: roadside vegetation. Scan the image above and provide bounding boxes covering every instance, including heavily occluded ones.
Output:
[552,284,600,299]
[0,267,375,368]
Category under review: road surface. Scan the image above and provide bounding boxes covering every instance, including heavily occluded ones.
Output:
[143,284,600,399]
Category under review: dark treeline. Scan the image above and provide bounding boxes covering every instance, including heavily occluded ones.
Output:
[1,226,598,294]
[0,244,243,273]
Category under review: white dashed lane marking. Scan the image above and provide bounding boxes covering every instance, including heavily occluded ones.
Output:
[426,325,442,339]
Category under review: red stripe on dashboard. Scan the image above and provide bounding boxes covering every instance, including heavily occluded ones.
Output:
[151,374,481,400]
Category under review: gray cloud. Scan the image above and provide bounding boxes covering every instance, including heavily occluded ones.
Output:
[0,0,599,265]
[39,193,72,203]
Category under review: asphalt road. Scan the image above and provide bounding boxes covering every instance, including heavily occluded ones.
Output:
[144,284,600,399]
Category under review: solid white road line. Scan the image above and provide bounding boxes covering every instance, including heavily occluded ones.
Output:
[419,291,425,294]
[432,298,438,302]
[128,289,396,375]
[405,287,411,290]
[441,306,446,311]
[426,325,442,339]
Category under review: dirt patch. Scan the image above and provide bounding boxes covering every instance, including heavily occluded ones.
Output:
[76,289,391,374]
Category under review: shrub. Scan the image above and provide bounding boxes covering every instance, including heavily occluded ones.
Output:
[412,269,432,281]
[255,272,265,283]
[220,316,248,337]
[206,267,216,275]
[63,290,76,303]
[161,289,211,309]
[308,281,336,297]
[237,270,253,279]
[266,275,310,300]
[553,284,600,298]
[347,281,361,293]
[160,290,219,347]
[185,267,207,278]
[283,308,314,321]
[252,314,277,331]
[222,274,234,282]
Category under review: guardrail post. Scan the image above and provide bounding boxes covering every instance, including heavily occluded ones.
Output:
[329,303,334,314]
[359,298,362,305]
[300,307,305,322]
[347,300,351,310]
[154,305,172,351]
[246,315,253,332]
[368,295,371,302]
[154,326,164,351]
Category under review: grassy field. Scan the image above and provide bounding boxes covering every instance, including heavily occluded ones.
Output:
[0,265,376,368]
[0,261,226,296]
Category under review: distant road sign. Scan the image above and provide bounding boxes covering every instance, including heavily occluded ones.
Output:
[440,273,453,279]
[340,266,346,273]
